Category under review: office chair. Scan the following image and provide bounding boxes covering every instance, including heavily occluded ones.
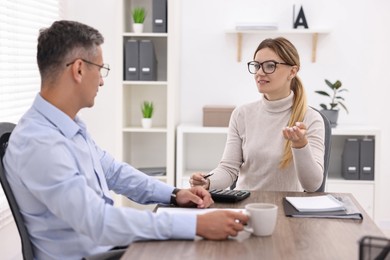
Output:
[312,107,332,192]
[0,122,34,260]
[0,122,125,260]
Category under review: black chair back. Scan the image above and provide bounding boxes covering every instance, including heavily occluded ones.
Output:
[312,108,332,192]
[0,122,35,260]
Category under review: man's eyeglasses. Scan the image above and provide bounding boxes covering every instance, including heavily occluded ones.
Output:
[66,59,110,78]
[247,60,292,75]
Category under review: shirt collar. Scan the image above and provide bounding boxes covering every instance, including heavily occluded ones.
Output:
[33,93,85,139]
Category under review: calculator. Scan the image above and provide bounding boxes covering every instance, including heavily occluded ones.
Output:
[209,189,251,203]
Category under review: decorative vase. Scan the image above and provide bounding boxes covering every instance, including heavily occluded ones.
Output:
[141,118,152,128]
[321,109,339,128]
[132,23,144,33]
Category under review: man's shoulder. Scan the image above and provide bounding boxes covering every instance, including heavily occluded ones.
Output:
[10,112,64,151]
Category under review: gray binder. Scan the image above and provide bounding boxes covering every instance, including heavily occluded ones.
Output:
[124,39,139,81]
[152,0,167,33]
[342,138,360,180]
[139,40,157,81]
[359,138,375,180]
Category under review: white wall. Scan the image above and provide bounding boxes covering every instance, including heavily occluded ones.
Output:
[64,0,390,223]
[61,0,123,159]
[0,221,22,260]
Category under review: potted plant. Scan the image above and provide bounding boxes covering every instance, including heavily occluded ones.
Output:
[132,7,146,33]
[315,79,348,127]
[141,101,154,128]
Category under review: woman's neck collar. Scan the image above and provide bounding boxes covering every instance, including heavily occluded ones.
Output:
[262,91,294,112]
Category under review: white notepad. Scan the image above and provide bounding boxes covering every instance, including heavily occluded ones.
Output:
[285,195,346,212]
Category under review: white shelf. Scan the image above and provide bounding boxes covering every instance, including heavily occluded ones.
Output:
[226,28,330,62]
[119,0,176,192]
[122,32,168,37]
[123,81,167,85]
[226,29,331,34]
[176,124,381,220]
[331,125,380,136]
[122,127,167,133]
[327,178,374,185]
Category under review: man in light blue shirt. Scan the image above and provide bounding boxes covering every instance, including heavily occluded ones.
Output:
[3,20,248,259]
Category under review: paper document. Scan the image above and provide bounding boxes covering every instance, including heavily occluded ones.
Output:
[156,207,244,215]
[283,195,363,220]
[285,195,346,212]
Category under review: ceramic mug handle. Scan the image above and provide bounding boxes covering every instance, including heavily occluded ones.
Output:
[243,210,254,234]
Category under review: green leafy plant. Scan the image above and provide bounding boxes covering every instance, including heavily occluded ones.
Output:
[132,7,146,24]
[141,101,154,118]
[315,79,349,114]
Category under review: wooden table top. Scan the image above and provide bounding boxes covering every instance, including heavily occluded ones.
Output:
[121,191,385,260]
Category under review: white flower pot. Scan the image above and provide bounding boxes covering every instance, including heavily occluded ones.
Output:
[141,118,152,128]
[133,23,144,33]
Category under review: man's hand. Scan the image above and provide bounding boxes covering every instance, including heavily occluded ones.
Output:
[196,210,249,240]
[175,186,214,208]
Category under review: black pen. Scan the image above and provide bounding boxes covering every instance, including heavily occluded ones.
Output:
[203,173,214,179]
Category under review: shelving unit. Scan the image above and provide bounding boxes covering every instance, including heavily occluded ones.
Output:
[119,0,177,196]
[176,124,381,220]
[225,29,330,62]
[326,126,381,220]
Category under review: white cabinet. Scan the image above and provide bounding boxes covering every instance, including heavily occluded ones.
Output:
[119,0,178,193]
[176,124,380,219]
[326,126,380,220]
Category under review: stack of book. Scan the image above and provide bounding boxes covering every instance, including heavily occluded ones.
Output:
[235,22,278,31]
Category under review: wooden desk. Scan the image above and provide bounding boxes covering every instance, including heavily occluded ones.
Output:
[121,191,384,260]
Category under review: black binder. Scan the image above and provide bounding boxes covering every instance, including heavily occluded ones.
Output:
[152,0,167,33]
[359,138,375,180]
[342,138,360,180]
[139,40,157,81]
[124,39,139,81]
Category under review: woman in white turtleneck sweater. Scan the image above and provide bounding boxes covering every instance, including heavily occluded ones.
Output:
[190,37,325,192]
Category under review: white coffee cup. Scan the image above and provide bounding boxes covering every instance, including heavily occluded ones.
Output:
[244,203,278,236]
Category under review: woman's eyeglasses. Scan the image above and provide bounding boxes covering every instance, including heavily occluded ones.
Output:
[247,60,292,75]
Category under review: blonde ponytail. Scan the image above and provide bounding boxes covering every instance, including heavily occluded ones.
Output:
[279,76,307,168]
